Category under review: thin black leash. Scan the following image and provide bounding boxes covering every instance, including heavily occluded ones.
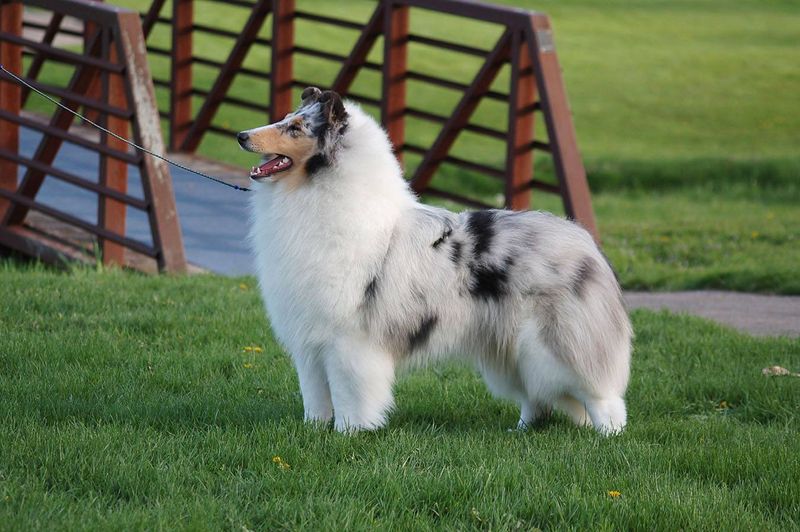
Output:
[0,64,251,192]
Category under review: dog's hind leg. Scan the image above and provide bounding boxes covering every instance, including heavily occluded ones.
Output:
[518,400,552,430]
[324,338,395,432]
[478,363,548,430]
[293,352,333,424]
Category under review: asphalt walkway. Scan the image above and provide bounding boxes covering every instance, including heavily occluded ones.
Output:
[15,125,800,338]
[625,291,800,338]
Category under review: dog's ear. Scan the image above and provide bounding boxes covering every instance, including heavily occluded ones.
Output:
[319,90,347,124]
[300,86,322,108]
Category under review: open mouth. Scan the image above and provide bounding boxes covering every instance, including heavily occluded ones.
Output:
[249,154,293,180]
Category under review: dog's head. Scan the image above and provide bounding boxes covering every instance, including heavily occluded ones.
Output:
[237,87,348,184]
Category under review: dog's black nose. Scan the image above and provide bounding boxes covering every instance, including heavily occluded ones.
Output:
[237,131,249,146]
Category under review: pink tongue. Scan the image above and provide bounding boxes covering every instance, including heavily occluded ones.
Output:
[259,158,283,174]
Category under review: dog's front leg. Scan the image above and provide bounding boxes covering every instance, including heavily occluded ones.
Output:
[292,353,333,425]
[323,339,395,432]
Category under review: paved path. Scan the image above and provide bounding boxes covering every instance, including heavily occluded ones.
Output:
[15,126,800,338]
[625,291,800,338]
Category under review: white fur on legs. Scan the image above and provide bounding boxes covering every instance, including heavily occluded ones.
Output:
[324,339,395,432]
[518,400,551,430]
[584,396,627,435]
[477,364,536,430]
[292,352,333,424]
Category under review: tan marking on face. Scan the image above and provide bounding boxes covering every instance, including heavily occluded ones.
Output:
[246,125,317,184]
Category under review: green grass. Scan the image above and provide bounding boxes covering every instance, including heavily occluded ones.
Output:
[20,0,800,294]
[598,184,800,293]
[1,263,799,529]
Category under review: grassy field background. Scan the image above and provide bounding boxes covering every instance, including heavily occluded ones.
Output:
[24,0,800,293]
[1,264,799,530]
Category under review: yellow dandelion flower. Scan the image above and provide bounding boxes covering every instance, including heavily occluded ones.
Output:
[272,456,290,470]
[608,490,621,498]
[243,362,254,369]
[239,283,249,290]
[253,346,263,353]
[243,346,253,352]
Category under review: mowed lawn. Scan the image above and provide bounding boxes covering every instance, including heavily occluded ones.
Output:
[1,264,799,530]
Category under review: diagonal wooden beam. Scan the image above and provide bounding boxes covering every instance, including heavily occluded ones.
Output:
[141,0,167,38]
[331,3,384,95]
[524,14,597,240]
[3,30,103,226]
[180,0,272,152]
[21,12,64,106]
[116,12,186,272]
[410,29,512,193]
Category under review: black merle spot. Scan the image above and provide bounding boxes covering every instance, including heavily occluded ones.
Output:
[312,122,330,147]
[432,228,452,248]
[408,314,438,352]
[450,240,463,264]
[571,256,597,298]
[469,256,514,300]
[466,210,495,257]
[364,276,378,305]
[305,153,329,176]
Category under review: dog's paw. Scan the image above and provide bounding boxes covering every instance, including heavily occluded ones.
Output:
[303,415,333,429]
[333,417,387,434]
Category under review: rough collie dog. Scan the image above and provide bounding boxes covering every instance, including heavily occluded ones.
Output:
[238,87,632,435]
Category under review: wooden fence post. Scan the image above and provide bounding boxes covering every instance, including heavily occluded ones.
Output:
[526,14,597,239]
[98,28,128,266]
[381,1,409,163]
[505,28,536,211]
[270,0,294,122]
[0,2,22,220]
[170,0,193,150]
